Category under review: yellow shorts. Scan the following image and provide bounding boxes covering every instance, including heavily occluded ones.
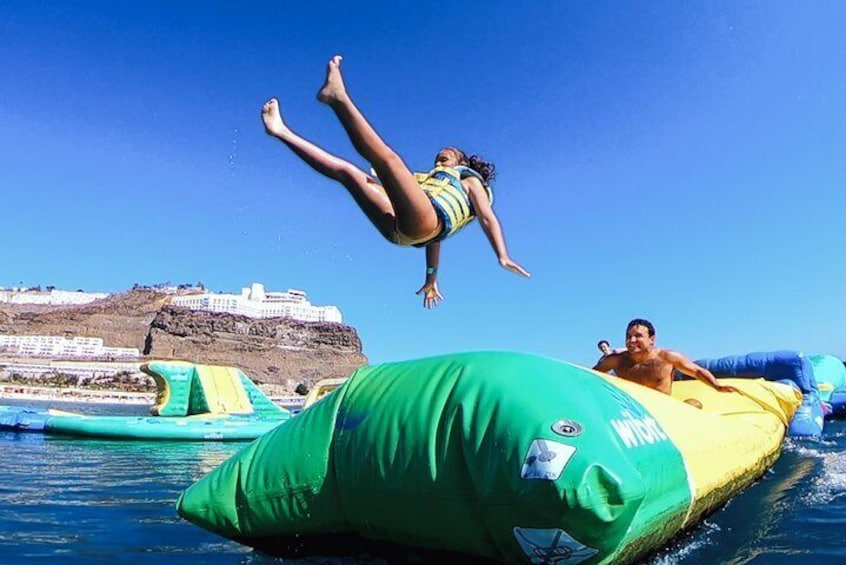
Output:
[389,218,443,247]
[365,176,444,247]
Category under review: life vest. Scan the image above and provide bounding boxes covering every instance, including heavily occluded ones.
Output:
[414,165,494,241]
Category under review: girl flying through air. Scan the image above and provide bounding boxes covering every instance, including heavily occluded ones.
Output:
[261,55,530,308]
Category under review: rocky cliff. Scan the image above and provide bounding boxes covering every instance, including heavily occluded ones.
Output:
[144,305,366,388]
[0,290,168,351]
[0,290,368,391]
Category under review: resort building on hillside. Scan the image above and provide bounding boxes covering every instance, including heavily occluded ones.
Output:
[0,288,109,305]
[0,335,140,359]
[171,282,343,323]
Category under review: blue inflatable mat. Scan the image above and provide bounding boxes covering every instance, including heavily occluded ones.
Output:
[0,406,50,431]
[695,351,823,437]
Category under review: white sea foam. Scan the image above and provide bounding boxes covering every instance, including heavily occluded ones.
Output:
[783,436,846,505]
[802,450,846,505]
[648,520,721,564]
[783,436,837,453]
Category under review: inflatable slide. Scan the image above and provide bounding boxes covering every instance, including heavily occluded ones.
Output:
[0,361,291,441]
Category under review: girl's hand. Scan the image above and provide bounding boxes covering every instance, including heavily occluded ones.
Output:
[416,281,444,309]
[499,257,531,278]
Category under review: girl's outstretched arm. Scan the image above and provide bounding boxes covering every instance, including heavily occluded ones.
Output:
[466,179,531,278]
[416,241,444,308]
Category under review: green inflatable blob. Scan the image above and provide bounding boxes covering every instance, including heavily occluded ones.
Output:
[809,354,846,402]
[177,352,691,563]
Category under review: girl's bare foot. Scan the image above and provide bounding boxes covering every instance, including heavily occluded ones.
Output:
[316,55,347,105]
[261,98,289,138]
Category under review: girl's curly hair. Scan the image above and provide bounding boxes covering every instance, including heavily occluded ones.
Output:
[451,147,497,185]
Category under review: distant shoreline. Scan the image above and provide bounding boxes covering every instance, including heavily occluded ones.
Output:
[0,384,155,405]
[0,384,305,409]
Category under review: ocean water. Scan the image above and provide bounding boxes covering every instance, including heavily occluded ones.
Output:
[1,399,845,564]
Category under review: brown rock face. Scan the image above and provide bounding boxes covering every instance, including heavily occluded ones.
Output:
[0,290,368,391]
[144,305,367,387]
[0,290,166,351]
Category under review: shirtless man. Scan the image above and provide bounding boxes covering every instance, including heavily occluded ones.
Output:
[593,318,732,395]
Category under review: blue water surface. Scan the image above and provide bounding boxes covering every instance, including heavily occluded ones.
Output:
[1,399,844,564]
[648,420,846,565]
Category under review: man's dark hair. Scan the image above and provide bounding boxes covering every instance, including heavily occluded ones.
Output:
[597,340,610,348]
[626,318,655,337]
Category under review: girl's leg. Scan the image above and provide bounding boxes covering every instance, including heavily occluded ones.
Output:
[316,56,439,239]
[262,98,397,240]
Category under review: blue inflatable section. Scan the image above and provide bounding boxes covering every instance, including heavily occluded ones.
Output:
[0,406,51,431]
[830,391,846,417]
[695,351,824,437]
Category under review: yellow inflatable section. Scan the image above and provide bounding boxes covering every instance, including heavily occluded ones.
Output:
[194,365,253,414]
[594,373,802,532]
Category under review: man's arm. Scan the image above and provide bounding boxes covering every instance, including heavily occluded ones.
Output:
[593,354,619,373]
[663,350,733,392]
[466,178,530,278]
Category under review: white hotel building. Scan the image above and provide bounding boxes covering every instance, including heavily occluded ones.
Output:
[0,289,109,305]
[0,335,140,359]
[171,283,343,323]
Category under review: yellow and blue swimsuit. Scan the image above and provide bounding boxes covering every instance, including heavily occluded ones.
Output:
[398,165,493,247]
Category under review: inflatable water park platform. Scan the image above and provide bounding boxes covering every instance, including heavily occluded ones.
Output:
[694,350,846,437]
[177,351,801,564]
[0,361,308,441]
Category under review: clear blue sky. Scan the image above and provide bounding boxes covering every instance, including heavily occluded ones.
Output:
[2,2,845,366]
